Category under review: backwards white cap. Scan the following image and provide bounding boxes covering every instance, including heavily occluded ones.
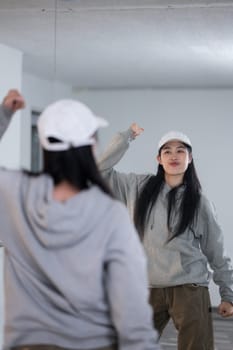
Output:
[37,99,108,151]
[158,131,192,150]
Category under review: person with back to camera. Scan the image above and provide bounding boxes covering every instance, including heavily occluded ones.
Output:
[0,90,160,350]
[98,122,233,350]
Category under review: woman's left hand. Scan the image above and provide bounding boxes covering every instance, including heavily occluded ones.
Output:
[218,301,233,317]
[2,89,25,112]
[130,123,144,139]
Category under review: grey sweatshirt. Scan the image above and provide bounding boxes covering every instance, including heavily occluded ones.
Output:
[98,129,233,304]
[0,106,159,350]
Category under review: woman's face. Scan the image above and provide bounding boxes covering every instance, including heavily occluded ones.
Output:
[157,140,192,178]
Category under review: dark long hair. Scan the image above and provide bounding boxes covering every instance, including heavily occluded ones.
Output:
[134,144,201,240]
[26,138,113,197]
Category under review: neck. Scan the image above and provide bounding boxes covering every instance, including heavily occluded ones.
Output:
[53,181,80,201]
[165,174,184,188]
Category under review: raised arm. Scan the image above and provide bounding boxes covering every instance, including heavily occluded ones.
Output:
[0,89,25,139]
[98,123,148,216]
[98,123,144,172]
[2,89,25,112]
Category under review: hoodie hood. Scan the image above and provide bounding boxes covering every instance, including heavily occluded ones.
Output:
[22,174,110,249]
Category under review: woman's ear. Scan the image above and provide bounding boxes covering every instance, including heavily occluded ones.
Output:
[156,154,161,164]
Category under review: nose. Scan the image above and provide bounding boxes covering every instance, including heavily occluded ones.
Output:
[171,153,177,160]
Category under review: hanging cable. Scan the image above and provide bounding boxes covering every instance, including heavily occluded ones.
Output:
[53,0,58,82]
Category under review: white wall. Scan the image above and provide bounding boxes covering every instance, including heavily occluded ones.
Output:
[0,43,23,348]
[0,44,23,169]
[74,88,233,306]
[21,73,73,169]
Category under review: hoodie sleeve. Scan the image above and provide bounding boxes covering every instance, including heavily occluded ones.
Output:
[98,129,148,207]
[199,195,233,303]
[0,104,13,139]
[105,202,160,350]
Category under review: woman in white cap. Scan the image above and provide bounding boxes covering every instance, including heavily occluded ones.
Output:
[0,91,159,350]
[98,123,233,350]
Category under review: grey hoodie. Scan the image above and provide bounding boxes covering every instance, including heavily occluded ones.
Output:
[98,129,233,304]
[0,106,159,350]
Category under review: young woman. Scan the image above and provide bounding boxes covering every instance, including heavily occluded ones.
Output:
[0,92,159,350]
[98,123,233,350]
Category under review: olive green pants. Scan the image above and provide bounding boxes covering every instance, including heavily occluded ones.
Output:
[11,345,117,350]
[149,284,214,350]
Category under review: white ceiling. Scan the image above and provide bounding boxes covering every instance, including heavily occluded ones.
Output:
[0,0,233,89]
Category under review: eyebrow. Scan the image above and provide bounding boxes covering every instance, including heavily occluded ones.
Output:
[162,144,186,150]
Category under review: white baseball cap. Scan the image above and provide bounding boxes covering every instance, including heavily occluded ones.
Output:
[158,131,192,151]
[37,99,108,151]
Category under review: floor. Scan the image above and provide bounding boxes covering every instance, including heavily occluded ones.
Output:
[160,311,233,350]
